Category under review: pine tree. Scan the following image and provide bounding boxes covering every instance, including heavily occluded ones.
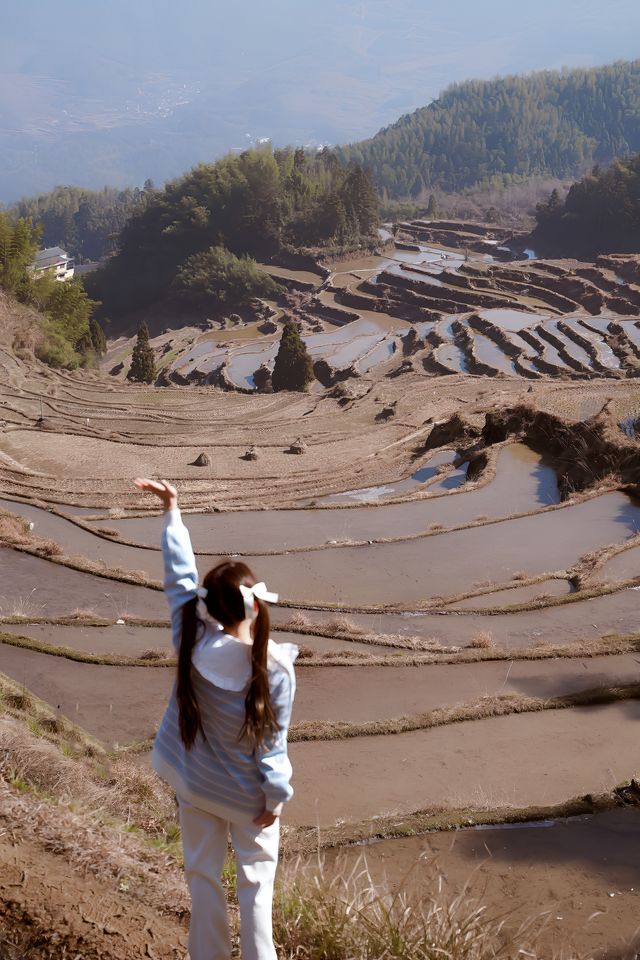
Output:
[89,317,107,356]
[271,320,314,392]
[127,322,156,383]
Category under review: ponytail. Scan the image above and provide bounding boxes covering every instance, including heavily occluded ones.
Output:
[177,561,280,750]
[177,596,204,749]
[241,599,280,748]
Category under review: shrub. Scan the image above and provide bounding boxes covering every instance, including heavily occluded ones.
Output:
[35,320,80,369]
[173,245,279,309]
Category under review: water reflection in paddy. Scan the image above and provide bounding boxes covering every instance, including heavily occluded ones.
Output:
[435,342,468,373]
[563,319,620,369]
[482,308,545,331]
[473,332,517,375]
[542,320,592,368]
[359,338,397,373]
[251,491,640,606]
[319,450,457,504]
[580,316,612,335]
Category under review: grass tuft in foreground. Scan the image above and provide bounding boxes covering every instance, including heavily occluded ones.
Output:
[275,856,551,960]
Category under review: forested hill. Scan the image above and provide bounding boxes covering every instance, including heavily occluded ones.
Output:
[340,61,640,199]
[86,146,379,321]
[14,185,150,262]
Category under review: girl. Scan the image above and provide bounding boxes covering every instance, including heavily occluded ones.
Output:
[134,478,297,960]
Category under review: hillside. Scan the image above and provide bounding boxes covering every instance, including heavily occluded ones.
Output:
[86,146,379,326]
[341,61,640,199]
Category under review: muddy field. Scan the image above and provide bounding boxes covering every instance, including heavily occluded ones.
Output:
[2,225,640,957]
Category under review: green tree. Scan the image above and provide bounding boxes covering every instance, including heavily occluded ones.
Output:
[340,60,640,198]
[271,320,314,392]
[533,154,640,255]
[89,317,107,356]
[426,194,439,218]
[173,245,279,308]
[0,214,39,294]
[127,322,156,383]
[45,280,97,347]
[14,185,145,261]
[87,146,380,322]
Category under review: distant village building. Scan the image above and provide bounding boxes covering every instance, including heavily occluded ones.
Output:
[30,247,75,282]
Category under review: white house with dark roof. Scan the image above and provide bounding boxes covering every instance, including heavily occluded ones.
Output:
[30,247,75,282]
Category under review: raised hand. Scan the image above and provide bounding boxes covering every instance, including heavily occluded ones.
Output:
[134,478,178,512]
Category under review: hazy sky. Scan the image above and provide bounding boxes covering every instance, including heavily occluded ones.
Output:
[2,0,640,198]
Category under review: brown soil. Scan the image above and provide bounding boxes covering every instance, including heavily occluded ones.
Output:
[0,836,187,959]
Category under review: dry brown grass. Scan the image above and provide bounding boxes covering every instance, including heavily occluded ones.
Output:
[469,630,495,649]
[0,716,176,836]
[140,647,169,661]
[0,780,188,915]
[0,511,29,542]
[323,616,367,636]
[511,570,528,581]
[35,539,64,558]
[282,611,311,630]
[96,526,120,537]
[275,854,554,960]
[288,682,640,742]
[429,521,446,531]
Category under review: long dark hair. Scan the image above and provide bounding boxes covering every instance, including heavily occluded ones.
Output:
[177,561,279,750]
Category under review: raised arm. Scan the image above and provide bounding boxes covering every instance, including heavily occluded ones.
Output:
[134,479,198,648]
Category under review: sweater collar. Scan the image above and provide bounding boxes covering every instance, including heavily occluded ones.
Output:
[192,627,298,691]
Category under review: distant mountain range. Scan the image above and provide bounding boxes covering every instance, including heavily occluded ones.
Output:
[2,0,640,202]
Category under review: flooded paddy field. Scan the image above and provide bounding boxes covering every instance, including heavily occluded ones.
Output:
[97,230,640,392]
[229,492,640,607]
[270,587,640,650]
[92,443,559,550]
[287,701,640,825]
[2,225,640,956]
[0,547,164,619]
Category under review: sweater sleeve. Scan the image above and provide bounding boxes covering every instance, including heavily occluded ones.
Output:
[162,508,198,650]
[257,668,296,814]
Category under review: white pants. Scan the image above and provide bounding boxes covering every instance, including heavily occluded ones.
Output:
[178,798,280,960]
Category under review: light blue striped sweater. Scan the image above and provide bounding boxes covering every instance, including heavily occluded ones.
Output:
[151,509,297,824]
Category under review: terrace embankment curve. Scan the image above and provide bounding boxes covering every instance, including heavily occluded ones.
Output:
[2,637,637,745]
[226,492,640,607]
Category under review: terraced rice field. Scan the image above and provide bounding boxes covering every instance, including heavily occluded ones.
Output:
[102,221,640,392]
[2,225,640,954]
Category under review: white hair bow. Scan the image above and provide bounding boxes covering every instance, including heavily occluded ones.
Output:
[239,582,279,618]
[196,582,279,619]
